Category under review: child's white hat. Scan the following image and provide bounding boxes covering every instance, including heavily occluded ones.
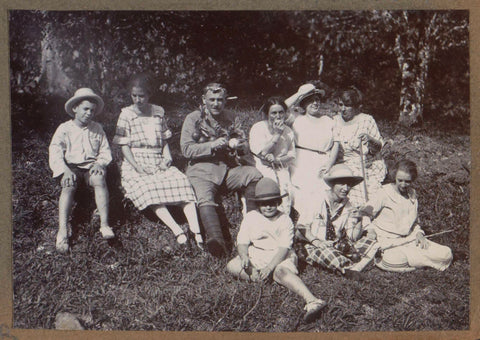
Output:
[65,88,104,117]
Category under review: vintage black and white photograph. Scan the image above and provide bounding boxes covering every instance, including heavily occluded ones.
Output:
[9,8,470,333]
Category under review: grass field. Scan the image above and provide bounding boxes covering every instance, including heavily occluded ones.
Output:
[11,104,470,332]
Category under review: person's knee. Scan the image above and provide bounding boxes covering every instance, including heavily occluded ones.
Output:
[189,179,216,206]
[440,246,453,262]
[273,265,288,283]
[226,257,241,275]
[244,166,263,183]
[89,174,107,188]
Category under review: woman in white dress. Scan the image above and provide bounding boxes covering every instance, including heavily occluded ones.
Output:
[363,159,452,272]
[249,97,295,214]
[288,85,339,217]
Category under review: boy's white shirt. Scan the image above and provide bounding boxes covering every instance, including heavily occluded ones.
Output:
[48,120,112,177]
[236,210,294,250]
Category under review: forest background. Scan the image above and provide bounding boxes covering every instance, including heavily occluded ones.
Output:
[8,9,471,333]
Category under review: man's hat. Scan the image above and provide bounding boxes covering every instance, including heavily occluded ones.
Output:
[65,88,104,117]
[253,178,287,201]
[323,164,364,187]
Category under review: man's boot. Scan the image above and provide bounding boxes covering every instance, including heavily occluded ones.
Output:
[244,180,259,212]
[199,205,226,257]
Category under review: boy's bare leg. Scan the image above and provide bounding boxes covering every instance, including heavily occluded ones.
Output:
[90,175,109,227]
[57,185,76,252]
[273,266,319,303]
[90,174,114,239]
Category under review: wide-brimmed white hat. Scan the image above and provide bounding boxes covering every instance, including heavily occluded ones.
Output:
[323,164,364,187]
[375,254,416,273]
[285,84,326,109]
[64,88,104,117]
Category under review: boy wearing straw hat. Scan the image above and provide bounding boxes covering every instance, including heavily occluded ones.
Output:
[49,88,114,253]
[296,164,379,277]
[227,178,327,323]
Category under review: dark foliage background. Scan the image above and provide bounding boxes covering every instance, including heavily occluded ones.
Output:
[9,10,469,131]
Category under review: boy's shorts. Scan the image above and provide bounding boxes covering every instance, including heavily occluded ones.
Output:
[249,247,299,275]
[59,164,104,187]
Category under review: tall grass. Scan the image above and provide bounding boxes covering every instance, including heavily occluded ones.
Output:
[12,101,469,331]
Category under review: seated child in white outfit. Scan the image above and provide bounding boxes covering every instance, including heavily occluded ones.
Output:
[49,88,114,253]
[226,177,327,323]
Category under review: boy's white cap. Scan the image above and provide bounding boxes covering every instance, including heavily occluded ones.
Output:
[65,88,104,117]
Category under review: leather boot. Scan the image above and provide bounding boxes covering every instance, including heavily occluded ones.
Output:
[199,205,226,257]
[244,180,259,212]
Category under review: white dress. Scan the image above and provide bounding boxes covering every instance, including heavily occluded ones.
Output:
[249,121,295,213]
[291,114,337,216]
[368,184,452,272]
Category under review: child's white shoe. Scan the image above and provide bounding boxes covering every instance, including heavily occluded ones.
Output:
[194,233,204,251]
[99,225,115,239]
[303,299,327,323]
[56,233,69,254]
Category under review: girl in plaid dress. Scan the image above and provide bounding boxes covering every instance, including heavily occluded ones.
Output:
[334,87,387,207]
[114,74,202,248]
[296,164,379,277]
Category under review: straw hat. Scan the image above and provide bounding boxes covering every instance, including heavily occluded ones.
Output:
[323,164,363,187]
[253,178,287,201]
[284,84,326,109]
[375,254,416,273]
[64,88,104,117]
[296,89,326,108]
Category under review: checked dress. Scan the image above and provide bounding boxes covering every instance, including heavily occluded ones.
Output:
[114,105,196,210]
[297,190,378,273]
[334,113,387,207]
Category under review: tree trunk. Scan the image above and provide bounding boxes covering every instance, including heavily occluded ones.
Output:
[38,24,72,97]
[394,12,436,126]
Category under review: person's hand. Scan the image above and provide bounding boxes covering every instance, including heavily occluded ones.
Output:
[240,256,250,270]
[89,164,105,176]
[135,164,153,175]
[416,233,429,249]
[258,266,273,281]
[272,120,285,134]
[297,83,316,96]
[358,133,371,143]
[158,158,172,171]
[211,137,228,151]
[61,167,77,188]
[264,153,275,163]
[366,229,377,240]
[350,208,363,220]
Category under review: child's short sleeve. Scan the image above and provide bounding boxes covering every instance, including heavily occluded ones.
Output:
[237,212,254,246]
[48,123,68,178]
[276,215,294,249]
[113,109,131,146]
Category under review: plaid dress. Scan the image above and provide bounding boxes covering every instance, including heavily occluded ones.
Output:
[113,105,196,210]
[334,113,387,207]
[297,190,377,272]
